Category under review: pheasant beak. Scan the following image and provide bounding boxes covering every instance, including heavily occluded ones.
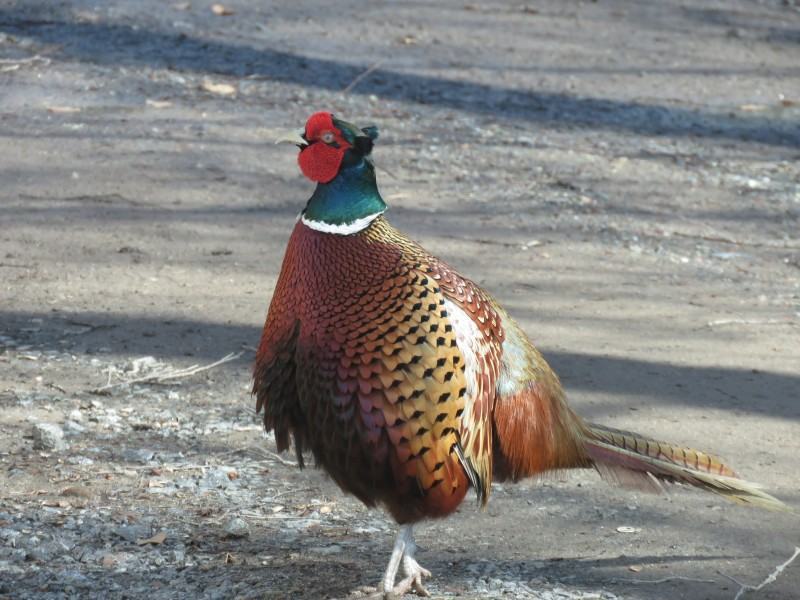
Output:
[274,129,308,148]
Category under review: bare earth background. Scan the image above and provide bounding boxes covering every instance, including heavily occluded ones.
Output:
[1,1,799,599]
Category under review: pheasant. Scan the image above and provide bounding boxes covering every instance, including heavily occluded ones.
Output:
[254,112,787,598]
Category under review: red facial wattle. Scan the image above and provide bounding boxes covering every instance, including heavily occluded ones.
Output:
[297,112,352,183]
[298,142,346,183]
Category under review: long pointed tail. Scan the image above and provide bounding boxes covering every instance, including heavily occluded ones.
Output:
[582,423,789,511]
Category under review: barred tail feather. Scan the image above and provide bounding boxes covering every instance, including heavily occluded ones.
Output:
[583,423,790,512]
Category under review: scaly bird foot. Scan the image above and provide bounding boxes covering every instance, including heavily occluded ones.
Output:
[379,525,431,598]
[390,555,431,598]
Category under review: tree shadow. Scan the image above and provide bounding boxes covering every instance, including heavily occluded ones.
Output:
[0,7,798,149]
[681,6,800,45]
[2,310,798,422]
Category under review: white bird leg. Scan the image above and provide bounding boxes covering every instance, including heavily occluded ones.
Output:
[381,525,431,598]
[381,525,410,594]
[398,527,431,597]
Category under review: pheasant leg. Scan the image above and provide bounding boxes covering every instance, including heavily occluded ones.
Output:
[396,534,431,597]
[380,525,431,598]
[380,525,410,594]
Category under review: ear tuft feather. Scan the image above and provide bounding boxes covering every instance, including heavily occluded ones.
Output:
[361,126,379,141]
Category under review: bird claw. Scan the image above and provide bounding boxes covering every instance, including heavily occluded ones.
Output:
[388,558,431,598]
[379,526,432,598]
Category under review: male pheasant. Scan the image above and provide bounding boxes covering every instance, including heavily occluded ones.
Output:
[254,112,786,597]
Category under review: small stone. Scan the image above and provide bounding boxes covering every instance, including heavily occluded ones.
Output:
[64,420,86,435]
[28,541,67,562]
[60,570,90,588]
[0,528,21,545]
[199,467,239,490]
[223,517,249,538]
[171,548,186,565]
[32,423,67,451]
[6,548,27,563]
[0,560,26,576]
[311,544,342,555]
[113,525,149,543]
[123,448,155,463]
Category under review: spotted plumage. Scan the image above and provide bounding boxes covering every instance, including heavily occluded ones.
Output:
[256,216,478,522]
[254,112,788,598]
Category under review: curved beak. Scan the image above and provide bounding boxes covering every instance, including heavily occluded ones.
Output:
[274,129,307,148]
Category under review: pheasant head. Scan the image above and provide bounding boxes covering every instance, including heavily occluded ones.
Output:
[278,112,385,234]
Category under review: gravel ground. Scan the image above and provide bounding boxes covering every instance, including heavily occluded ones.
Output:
[1,1,799,598]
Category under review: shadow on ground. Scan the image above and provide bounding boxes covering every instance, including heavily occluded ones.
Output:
[1,6,798,148]
[3,310,799,422]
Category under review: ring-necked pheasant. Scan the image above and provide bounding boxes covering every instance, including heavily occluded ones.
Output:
[254,112,787,598]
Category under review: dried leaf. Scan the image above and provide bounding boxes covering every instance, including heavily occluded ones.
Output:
[137,531,167,545]
[211,3,234,16]
[226,470,239,481]
[61,486,92,498]
[200,79,237,96]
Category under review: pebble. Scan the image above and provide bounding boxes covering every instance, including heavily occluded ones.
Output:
[31,423,67,451]
[64,419,87,435]
[124,448,156,463]
[0,560,26,576]
[199,467,240,490]
[222,517,249,538]
[113,525,150,543]
[28,540,68,562]
[310,544,342,555]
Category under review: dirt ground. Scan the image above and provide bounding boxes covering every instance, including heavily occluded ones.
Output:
[1,1,799,598]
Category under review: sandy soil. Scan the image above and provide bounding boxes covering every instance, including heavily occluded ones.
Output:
[1,1,799,598]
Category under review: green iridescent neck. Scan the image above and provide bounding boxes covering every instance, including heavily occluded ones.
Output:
[303,159,386,226]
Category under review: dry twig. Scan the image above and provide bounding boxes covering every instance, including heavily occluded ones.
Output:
[343,60,385,93]
[608,575,717,585]
[706,318,794,328]
[719,547,800,600]
[249,446,300,467]
[90,351,243,393]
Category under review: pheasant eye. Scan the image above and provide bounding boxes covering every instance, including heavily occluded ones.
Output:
[320,131,336,144]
